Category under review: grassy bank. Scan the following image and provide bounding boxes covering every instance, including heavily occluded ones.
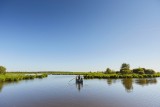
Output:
[84,73,160,79]
[6,71,160,79]
[9,71,88,75]
[0,73,48,82]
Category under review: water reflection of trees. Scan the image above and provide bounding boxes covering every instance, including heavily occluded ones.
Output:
[135,78,157,86]
[0,82,4,92]
[106,78,158,93]
[106,79,117,86]
[0,82,19,93]
[122,79,133,93]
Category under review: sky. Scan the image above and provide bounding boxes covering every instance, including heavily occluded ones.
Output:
[0,0,160,72]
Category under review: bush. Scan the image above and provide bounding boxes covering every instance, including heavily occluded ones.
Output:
[120,68,132,74]
[105,68,112,74]
[0,66,6,74]
[120,63,132,74]
[144,69,155,74]
[133,68,145,74]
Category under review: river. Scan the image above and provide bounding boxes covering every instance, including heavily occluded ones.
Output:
[0,75,160,107]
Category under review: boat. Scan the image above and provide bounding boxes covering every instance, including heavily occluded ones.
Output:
[76,75,83,83]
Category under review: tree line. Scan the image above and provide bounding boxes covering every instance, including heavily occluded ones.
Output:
[105,63,156,74]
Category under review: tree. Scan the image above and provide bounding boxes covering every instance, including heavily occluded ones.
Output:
[105,68,112,74]
[121,63,130,70]
[133,68,145,74]
[120,63,132,74]
[0,66,6,74]
[144,69,155,74]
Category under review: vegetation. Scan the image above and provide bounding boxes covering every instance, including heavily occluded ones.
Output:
[0,73,48,82]
[0,62,159,81]
[0,66,6,74]
[104,68,112,74]
[84,73,160,79]
[84,63,159,79]
[120,63,132,74]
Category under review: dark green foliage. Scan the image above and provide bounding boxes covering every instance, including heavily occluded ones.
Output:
[120,69,132,74]
[120,63,132,74]
[0,66,6,74]
[105,68,112,74]
[144,69,155,74]
[133,68,145,74]
[121,63,130,70]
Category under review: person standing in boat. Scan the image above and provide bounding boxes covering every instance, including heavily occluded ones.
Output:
[78,75,80,80]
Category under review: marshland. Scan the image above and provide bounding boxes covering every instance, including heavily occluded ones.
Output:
[0,64,160,107]
[1,0,160,107]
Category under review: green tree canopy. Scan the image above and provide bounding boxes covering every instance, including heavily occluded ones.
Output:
[121,63,130,70]
[120,63,132,74]
[0,66,6,74]
[105,68,112,74]
[144,69,155,74]
[133,68,145,74]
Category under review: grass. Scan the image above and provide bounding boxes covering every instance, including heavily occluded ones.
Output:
[83,73,160,79]
[8,71,88,75]
[0,73,48,82]
[5,71,160,80]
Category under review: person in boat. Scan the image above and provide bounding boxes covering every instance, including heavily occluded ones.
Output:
[78,75,80,80]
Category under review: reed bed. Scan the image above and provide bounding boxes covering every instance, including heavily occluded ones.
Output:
[84,73,160,79]
[0,73,48,82]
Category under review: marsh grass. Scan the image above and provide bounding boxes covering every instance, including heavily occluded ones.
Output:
[0,73,48,82]
[84,73,160,79]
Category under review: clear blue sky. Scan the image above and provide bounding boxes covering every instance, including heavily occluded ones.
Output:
[0,0,160,72]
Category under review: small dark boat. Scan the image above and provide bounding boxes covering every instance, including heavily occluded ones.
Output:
[76,75,83,83]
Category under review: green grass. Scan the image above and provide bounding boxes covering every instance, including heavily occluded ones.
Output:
[0,73,48,82]
[8,71,88,75]
[83,73,160,79]
[5,71,160,80]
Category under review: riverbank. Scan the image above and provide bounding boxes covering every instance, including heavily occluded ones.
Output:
[0,73,48,82]
[83,73,160,79]
[8,72,160,79]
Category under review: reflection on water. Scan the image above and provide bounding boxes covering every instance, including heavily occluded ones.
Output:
[76,82,83,91]
[105,78,158,93]
[135,78,157,86]
[122,79,133,92]
[107,79,117,86]
[0,81,19,93]
[0,82,3,92]
[106,78,158,93]
[0,76,160,107]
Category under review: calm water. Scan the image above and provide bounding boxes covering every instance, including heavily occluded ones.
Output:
[0,75,160,107]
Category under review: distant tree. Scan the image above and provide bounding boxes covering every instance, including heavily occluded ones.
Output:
[133,68,145,74]
[144,69,155,74]
[121,63,130,70]
[105,68,112,74]
[0,66,6,74]
[120,63,132,74]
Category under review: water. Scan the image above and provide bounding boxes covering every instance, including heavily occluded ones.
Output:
[0,75,160,107]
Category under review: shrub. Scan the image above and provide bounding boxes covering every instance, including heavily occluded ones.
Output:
[144,69,155,74]
[0,66,6,74]
[105,68,112,74]
[133,68,145,74]
[120,63,132,74]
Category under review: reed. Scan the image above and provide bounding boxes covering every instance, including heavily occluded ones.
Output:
[83,73,160,79]
[0,73,48,82]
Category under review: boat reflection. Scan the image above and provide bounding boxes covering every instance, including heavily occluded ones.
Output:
[76,82,83,91]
